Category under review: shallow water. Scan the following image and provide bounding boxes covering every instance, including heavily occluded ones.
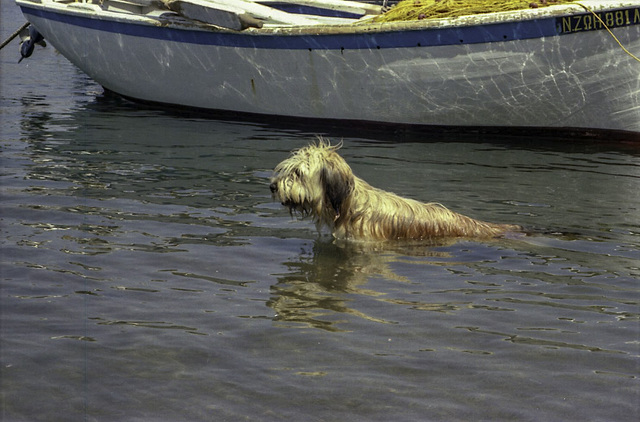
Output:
[1,3,639,421]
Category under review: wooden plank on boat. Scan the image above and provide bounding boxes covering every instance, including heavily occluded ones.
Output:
[114,0,255,30]
[124,0,361,29]
[257,0,381,17]
[165,0,265,30]
[124,0,318,29]
[198,0,325,25]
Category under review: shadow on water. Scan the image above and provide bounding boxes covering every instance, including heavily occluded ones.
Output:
[100,88,640,146]
[16,85,640,163]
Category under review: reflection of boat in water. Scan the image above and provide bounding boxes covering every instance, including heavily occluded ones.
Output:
[15,0,640,136]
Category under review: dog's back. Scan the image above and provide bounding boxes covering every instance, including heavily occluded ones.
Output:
[272,141,521,241]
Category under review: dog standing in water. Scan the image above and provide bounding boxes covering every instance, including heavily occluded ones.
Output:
[270,140,521,241]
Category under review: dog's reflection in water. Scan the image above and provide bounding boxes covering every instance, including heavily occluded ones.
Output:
[267,239,455,332]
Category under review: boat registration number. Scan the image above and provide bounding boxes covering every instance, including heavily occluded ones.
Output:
[557,7,640,34]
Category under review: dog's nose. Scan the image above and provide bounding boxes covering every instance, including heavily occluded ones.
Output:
[270,182,277,193]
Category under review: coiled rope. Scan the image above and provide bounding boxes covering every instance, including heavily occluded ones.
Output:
[373,0,579,23]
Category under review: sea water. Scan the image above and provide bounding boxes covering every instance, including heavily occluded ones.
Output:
[1,2,639,421]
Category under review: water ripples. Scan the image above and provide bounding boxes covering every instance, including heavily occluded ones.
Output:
[1,14,639,417]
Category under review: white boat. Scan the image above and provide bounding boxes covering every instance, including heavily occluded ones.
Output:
[15,0,640,136]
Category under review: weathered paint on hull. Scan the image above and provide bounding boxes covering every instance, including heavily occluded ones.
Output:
[18,0,640,133]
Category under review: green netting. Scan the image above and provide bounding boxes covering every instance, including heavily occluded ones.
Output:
[373,0,580,23]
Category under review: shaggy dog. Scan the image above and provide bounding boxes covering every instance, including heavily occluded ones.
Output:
[270,140,521,241]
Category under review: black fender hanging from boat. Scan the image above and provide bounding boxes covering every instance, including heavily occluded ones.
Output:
[18,25,46,63]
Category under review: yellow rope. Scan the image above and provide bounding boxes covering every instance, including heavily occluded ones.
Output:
[576,2,640,63]
[373,0,579,23]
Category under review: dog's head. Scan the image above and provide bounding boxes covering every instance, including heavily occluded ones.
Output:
[270,139,354,223]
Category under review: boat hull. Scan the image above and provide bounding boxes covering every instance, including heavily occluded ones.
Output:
[18,0,640,134]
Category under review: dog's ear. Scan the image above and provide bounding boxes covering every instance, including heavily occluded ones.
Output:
[321,164,354,218]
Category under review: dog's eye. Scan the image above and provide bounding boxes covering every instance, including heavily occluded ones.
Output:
[294,168,303,178]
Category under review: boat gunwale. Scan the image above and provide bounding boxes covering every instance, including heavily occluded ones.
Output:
[15,0,640,37]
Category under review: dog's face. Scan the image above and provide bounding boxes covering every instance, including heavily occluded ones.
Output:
[270,142,354,221]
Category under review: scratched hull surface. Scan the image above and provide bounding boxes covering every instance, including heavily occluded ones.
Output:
[17,0,640,134]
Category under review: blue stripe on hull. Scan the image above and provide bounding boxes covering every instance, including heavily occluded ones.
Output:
[20,5,640,49]
[21,6,558,49]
